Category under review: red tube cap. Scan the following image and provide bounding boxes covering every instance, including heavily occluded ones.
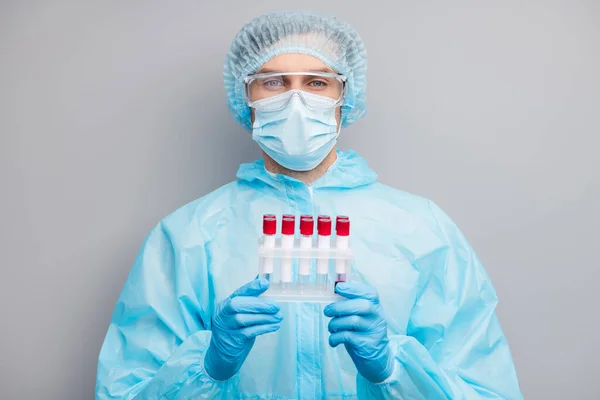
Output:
[318,215,332,236]
[281,215,296,235]
[263,214,276,235]
[336,216,350,236]
[300,215,314,235]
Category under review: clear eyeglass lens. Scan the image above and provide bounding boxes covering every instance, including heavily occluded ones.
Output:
[246,73,345,104]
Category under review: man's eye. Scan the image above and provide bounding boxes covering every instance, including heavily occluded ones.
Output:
[263,79,283,88]
[309,80,328,88]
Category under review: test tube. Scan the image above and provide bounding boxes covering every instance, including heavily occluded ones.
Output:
[280,214,295,292]
[260,214,277,281]
[317,215,331,290]
[298,215,314,291]
[335,216,350,284]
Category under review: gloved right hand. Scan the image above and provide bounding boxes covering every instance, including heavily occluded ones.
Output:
[204,279,282,381]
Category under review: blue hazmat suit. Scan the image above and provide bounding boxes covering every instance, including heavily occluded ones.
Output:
[96,150,522,399]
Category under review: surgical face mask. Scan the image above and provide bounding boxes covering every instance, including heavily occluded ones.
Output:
[251,90,340,172]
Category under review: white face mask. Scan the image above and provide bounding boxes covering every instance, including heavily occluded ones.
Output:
[251,90,339,172]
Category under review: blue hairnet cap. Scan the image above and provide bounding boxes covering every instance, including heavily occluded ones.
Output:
[224,11,368,131]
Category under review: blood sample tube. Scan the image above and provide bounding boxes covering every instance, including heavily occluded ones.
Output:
[299,215,314,291]
[335,216,350,284]
[316,216,332,289]
[280,214,295,291]
[260,214,277,281]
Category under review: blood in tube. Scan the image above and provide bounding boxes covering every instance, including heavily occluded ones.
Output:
[335,216,350,284]
[298,215,314,291]
[316,215,332,290]
[261,214,277,281]
[280,215,295,292]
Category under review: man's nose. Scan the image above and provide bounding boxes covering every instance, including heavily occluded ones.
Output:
[288,77,305,91]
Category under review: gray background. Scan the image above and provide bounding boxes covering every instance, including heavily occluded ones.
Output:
[1,1,598,398]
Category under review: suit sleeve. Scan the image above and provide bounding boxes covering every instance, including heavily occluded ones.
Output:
[357,201,522,399]
[95,221,238,399]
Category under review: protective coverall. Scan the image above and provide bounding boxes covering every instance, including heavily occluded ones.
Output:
[96,150,522,399]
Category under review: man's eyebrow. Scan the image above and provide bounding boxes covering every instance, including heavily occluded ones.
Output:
[308,67,335,73]
[255,68,280,73]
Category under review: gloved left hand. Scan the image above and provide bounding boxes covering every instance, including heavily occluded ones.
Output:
[324,282,394,383]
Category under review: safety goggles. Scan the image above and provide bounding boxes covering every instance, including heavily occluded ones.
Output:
[243,72,347,111]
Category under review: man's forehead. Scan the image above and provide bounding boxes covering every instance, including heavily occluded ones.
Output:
[257,54,336,74]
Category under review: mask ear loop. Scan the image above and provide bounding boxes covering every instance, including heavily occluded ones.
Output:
[335,84,345,134]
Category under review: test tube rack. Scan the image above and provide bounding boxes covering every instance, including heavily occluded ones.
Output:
[259,214,353,303]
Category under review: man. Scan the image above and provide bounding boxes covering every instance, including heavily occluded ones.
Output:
[96,11,522,399]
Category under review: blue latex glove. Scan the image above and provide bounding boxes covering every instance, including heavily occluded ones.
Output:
[204,279,282,381]
[324,282,394,383]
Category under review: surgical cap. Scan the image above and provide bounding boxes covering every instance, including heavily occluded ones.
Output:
[224,11,368,131]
